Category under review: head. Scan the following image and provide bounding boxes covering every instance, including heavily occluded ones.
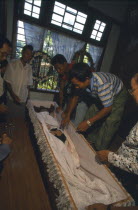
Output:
[69,63,92,89]
[21,45,33,63]
[130,73,138,104]
[51,54,67,75]
[0,35,12,62]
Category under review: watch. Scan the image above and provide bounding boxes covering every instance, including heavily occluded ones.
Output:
[86,120,92,127]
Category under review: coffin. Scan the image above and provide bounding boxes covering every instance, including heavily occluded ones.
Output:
[27,99,134,210]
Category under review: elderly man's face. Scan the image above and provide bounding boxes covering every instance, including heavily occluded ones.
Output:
[131,77,138,104]
[0,43,11,61]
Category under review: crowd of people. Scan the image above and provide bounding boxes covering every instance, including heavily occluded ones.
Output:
[0,34,137,209]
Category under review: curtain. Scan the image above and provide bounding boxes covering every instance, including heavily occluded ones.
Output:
[89,44,103,70]
[50,31,85,62]
[24,22,45,51]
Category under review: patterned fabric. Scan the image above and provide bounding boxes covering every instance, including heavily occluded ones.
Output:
[88,72,123,107]
[108,122,138,175]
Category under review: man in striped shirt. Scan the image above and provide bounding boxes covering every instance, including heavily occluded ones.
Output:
[61,63,128,150]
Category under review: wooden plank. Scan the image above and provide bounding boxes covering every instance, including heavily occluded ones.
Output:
[0,118,51,210]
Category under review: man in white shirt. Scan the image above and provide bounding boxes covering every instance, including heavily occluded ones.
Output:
[4,45,33,119]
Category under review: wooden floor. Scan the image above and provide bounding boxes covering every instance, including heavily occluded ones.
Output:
[0,117,51,210]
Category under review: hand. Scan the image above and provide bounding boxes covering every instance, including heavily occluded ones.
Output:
[0,104,8,113]
[56,106,62,113]
[13,95,21,104]
[1,133,13,145]
[60,114,70,128]
[77,120,89,132]
[86,203,108,210]
[96,150,110,163]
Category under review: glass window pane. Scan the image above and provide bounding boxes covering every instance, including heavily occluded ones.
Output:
[62,24,72,30]
[76,15,86,24]
[64,12,75,25]
[94,23,100,30]
[97,32,102,38]
[16,40,26,47]
[101,22,106,27]
[32,13,39,18]
[33,6,40,14]
[17,34,25,41]
[91,34,96,39]
[99,25,105,32]
[96,37,101,41]
[24,10,31,16]
[24,2,32,11]
[26,0,33,3]
[52,14,63,23]
[78,11,87,18]
[66,7,77,15]
[96,20,101,24]
[92,30,97,35]
[18,21,24,28]
[51,20,61,26]
[18,28,24,35]
[34,0,41,7]
[74,22,84,30]
[55,1,65,9]
[54,5,64,16]
[73,28,82,34]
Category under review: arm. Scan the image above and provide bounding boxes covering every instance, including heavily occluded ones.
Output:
[61,95,79,127]
[108,152,138,175]
[58,79,66,110]
[5,81,21,103]
[77,105,112,132]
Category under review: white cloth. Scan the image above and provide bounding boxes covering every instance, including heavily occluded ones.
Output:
[37,112,126,209]
[4,59,33,102]
[108,122,138,175]
[0,75,4,96]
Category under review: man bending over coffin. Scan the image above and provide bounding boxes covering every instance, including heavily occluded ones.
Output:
[51,54,93,126]
[61,63,128,151]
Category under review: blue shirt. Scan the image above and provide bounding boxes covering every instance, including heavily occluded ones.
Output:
[87,72,123,107]
[0,144,11,162]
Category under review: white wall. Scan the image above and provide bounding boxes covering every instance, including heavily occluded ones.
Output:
[88,0,128,23]
[100,24,120,73]
[6,0,14,41]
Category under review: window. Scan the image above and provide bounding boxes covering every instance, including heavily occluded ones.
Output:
[24,0,42,19]
[51,1,87,34]
[90,20,106,41]
[16,21,26,58]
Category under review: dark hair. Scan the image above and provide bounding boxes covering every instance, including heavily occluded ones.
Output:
[0,35,12,48]
[22,45,33,53]
[51,54,67,65]
[69,63,92,82]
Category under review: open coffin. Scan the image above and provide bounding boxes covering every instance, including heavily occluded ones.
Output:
[27,99,134,210]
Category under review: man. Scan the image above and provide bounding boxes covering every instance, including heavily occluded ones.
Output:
[4,45,33,119]
[93,73,138,206]
[0,35,12,113]
[0,35,12,169]
[61,63,128,150]
[0,133,12,169]
[51,55,93,126]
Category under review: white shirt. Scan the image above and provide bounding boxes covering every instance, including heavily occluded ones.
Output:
[108,122,138,175]
[4,59,33,102]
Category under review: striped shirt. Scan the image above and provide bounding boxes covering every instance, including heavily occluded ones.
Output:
[87,72,123,107]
